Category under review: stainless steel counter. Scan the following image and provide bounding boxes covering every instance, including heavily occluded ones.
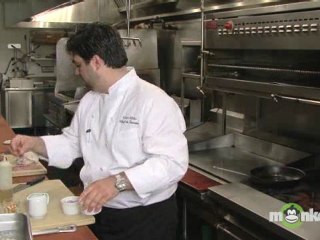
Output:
[189,133,310,183]
[208,183,320,240]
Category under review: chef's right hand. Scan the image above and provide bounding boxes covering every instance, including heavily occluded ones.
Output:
[10,135,37,157]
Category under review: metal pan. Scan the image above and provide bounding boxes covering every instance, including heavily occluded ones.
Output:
[250,165,306,187]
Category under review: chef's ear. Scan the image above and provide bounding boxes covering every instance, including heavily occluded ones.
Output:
[90,54,105,70]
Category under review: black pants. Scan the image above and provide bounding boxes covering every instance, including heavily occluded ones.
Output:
[89,194,177,240]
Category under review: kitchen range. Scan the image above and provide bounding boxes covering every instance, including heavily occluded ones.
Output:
[3,0,320,239]
[180,1,320,240]
[185,132,320,240]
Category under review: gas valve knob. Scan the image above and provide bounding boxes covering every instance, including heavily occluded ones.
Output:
[224,21,234,30]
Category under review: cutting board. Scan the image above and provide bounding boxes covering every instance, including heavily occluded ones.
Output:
[2,154,47,177]
[13,180,95,231]
[181,169,221,192]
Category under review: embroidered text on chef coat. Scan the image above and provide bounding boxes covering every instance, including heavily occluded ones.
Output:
[119,115,139,125]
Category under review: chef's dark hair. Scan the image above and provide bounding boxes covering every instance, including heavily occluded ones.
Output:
[66,23,128,68]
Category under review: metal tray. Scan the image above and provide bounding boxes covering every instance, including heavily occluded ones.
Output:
[0,213,32,240]
[189,133,311,183]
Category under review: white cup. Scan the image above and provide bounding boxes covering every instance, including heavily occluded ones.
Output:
[61,196,80,215]
[81,182,102,215]
[27,192,49,219]
[81,207,102,216]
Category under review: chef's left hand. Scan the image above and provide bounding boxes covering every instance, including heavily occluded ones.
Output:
[79,176,118,212]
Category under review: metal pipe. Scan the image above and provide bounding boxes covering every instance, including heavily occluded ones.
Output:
[180,77,185,115]
[126,0,131,37]
[200,0,205,89]
[198,0,207,121]
[222,93,227,135]
[271,94,320,106]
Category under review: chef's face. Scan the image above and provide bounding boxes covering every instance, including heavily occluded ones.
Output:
[72,55,96,89]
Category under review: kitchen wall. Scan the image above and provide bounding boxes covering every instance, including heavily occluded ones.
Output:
[0,4,56,80]
[0,4,29,78]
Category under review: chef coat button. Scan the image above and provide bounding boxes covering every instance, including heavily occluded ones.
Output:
[100,167,104,171]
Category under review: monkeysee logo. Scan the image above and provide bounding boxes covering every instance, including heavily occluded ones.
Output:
[269,203,320,228]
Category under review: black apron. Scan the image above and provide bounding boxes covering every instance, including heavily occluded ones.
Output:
[90,194,177,240]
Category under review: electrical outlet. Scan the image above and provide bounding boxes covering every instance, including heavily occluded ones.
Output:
[8,43,21,49]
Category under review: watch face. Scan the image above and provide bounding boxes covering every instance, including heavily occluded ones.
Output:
[116,182,126,191]
[119,182,126,190]
[115,174,127,192]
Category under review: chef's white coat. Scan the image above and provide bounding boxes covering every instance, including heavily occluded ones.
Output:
[41,67,188,208]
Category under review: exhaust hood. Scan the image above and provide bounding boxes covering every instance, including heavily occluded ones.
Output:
[3,0,180,28]
[3,0,83,26]
[114,0,178,13]
[3,0,122,28]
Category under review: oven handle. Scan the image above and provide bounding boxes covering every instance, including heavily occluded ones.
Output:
[216,223,245,240]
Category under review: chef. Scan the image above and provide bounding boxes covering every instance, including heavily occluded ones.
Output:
[10,23,188,240]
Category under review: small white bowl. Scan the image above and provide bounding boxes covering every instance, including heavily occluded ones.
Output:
[61,196,80,215]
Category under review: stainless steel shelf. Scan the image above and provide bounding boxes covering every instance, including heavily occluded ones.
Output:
[204,76,320,102]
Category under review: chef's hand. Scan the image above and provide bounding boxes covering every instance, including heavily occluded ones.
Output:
[79,176,118,213]
[11,135,36,156]
[10,135,48,158]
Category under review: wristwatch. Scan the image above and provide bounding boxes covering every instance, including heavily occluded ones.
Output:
[115,174,127,192]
